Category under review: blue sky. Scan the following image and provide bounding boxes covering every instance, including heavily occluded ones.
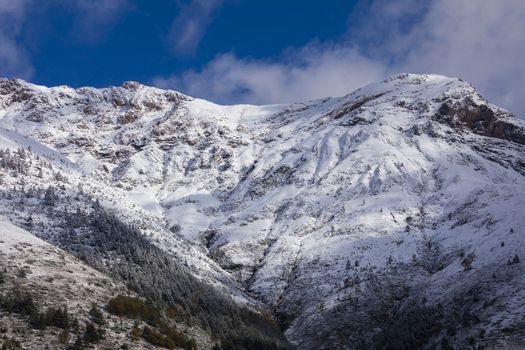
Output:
[1,1,524,117]
[19,1,357,87]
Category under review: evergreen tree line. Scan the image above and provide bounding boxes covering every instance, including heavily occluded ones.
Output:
[0,148,31,175]
[106,294,197,350]
[0,289,106,348]
[0,146,290,348]
[56,200,291,350]
[0,290,70,329]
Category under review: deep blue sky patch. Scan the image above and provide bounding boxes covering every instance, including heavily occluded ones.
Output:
[24,1,358,88]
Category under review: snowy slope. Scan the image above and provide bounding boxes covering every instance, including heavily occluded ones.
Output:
[0,217,215,349]
[0,74,524,348]
[0,112,252,305]
[0,128,286,349]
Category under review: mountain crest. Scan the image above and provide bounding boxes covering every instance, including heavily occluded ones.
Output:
[0,73,524,349]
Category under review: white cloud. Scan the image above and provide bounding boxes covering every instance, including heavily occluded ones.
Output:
[0,0,34,79]
[397,0,525,116]
[70,0,131,42]
[155,0,525,117]
[154,44,388,105]
[168,0,223,57]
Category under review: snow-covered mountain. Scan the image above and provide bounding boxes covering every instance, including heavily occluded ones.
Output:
[0,73,524,349]
[0,217,219,349]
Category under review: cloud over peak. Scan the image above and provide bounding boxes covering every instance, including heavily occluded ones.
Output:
[154,45,387,105]
[155,0,525,117]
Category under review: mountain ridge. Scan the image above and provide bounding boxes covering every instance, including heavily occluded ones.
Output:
[0,73,524,349]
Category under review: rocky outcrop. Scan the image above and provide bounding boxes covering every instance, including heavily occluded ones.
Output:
[435,97,525,145]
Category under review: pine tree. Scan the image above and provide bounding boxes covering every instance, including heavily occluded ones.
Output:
[26,214,33,228]
[84,322,105,344]
[59,326,70,344]
[43,185,57,206]
[461,253,475,271]
[71,336,83,350]
[89,304,105,325]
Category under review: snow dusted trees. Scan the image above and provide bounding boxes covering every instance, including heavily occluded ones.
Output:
[0,148,30,175]
[417,234,444,274]
[43,186,58,206]
[52,202,289,349]
[461,253,476,271]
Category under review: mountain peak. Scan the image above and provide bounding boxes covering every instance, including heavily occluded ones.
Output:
[0,74,524,349]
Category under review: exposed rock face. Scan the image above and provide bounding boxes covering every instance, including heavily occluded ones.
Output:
[436,96,525,144]
[0,73,524,349]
